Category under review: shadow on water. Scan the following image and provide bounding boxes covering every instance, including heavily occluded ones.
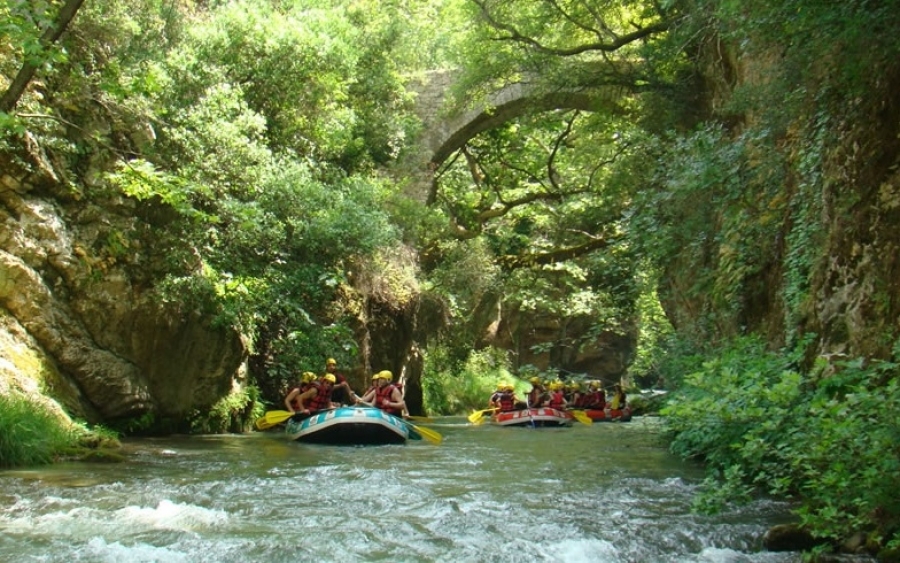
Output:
[0,417,801,563]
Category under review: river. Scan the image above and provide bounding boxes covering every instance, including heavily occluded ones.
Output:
[0,416,800,563]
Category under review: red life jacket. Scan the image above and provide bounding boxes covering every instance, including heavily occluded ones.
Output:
[584,390,606,409]
[307,382,332,411]
[498,391,516,412]
[375,384,403,416]
[548,391,566,410]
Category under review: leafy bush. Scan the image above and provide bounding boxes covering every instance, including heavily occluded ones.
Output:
[423,346,516,415]
[191,385,263,434]
[664,336,900,550]
[0,393,75,468]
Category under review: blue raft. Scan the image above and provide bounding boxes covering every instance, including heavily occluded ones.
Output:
[285,406,418,445]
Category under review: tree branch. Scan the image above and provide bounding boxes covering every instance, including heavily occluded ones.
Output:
[473,0,670,57]
[0,0,86,113]
[499,236,611,269]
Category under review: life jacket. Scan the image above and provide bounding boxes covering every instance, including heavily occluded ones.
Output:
[375,384,403,416]
[584,390,605,410]
[548,391,566,410]
[307,382,332,412]
[498,391,516,412]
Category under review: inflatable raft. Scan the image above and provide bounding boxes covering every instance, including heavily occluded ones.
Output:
[581,407,633,422]
[285,406,415,445]
[493,407,574,427]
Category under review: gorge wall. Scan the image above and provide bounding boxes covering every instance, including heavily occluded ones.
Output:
[0,150,247,427]
[658,39,900,363]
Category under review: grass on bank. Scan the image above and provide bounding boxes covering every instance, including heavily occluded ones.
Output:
[0,392,75,467]
[0,392,122,467]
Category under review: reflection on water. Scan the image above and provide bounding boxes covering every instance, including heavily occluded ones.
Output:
[0,417,800,563]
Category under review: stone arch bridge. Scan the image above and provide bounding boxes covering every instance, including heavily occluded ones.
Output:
[403,70,632,203]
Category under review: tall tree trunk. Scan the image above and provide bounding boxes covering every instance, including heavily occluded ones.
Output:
[0,0,86,113]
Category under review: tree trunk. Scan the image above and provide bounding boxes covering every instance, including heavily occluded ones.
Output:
[0,0,86,113]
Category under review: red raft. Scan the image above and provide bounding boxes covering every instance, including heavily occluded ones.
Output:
[493,407,574,427]
[580,406,633,422]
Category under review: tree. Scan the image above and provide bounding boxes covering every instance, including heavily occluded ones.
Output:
[0,0,85,113]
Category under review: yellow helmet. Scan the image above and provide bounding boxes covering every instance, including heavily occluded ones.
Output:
[497,381,508,391]
[551,381,565,391]
[374,370,392,381]
[569,382,581,391]
[322,373,337,384]
[504,383,515,391]
[326,358,337,366]
[590,380,601,389]
[529,376,541,385]
[301,371,317,383]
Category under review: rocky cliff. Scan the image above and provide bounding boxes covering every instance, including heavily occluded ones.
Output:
[0,148,247,427]
[658,35,900,362]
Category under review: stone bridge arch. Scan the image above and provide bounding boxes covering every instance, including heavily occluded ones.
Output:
[405,70,632,203]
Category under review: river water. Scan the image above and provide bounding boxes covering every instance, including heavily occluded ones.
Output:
[0,417,800,563]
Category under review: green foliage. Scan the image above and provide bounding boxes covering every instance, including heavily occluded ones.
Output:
[0,393,76,467]
[709,0,900,97]
[422,346,516,414]
[157,0,420,170]
[663,335,804,473]
[664,336,900,548]
[629,271,676,385]
[191,385,262,434]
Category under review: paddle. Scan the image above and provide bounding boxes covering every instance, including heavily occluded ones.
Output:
[570,409,593,425]
[404,421,442,445]
[525,398,536,428]
[467,407,498,424]
[256,407,341,430]
[255,410,294,430]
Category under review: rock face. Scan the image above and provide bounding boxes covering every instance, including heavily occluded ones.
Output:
[477,296,635,383]
[0,155,247,424]
[658,44,900,362]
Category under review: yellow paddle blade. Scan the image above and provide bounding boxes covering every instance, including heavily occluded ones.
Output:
[409,422,442,445]
[255,418,275,430]
[467,407,497,424]
[255,410,294,430]
[571,410,593,425]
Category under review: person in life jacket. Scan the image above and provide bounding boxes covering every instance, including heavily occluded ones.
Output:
[488,382,521,412]
[488,382,507,411]
[566,381,584,408]
[357,370,405,417]
[356,371,381,405]
[546,381,568,410]
[292,373,337,419]
[609,383,627,410]
[526,377,547,408]
[324,357,357,406]
[582,380,606,410]
[284,371,317,413]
